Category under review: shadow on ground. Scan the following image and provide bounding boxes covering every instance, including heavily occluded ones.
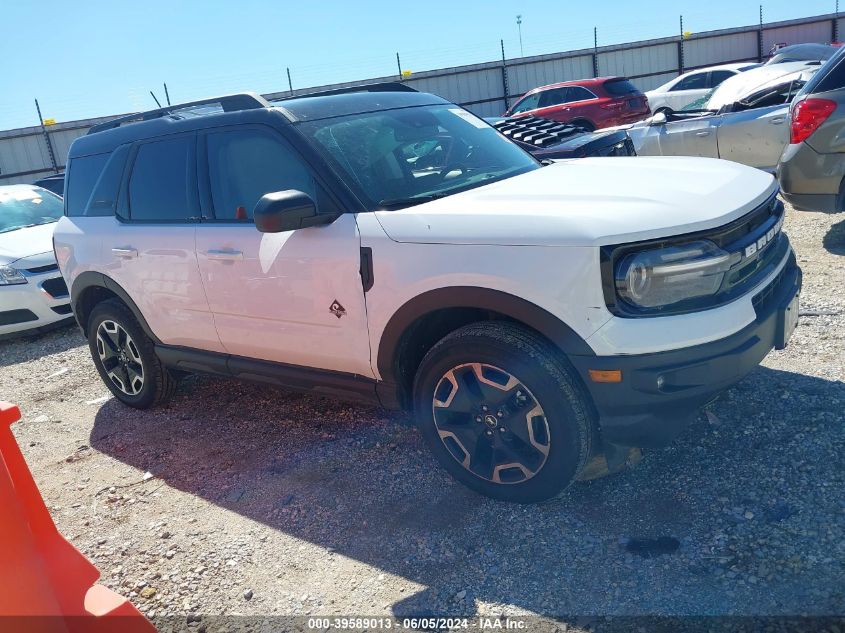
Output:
[90,366,845,617]
[823,216,845,255]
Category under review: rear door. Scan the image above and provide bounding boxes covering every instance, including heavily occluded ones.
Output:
[194,125,373,376]
[532,88,575,122]
[106,133,222,351]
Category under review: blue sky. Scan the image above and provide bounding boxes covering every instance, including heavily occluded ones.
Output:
[1,0,839,129]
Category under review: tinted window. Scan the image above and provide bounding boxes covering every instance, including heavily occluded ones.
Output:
[709,70,736,88]
[604,78,639,95]
[0,185,63,233]
[567,86,595,101]
[128,136,193,221]
[33,176,64,196]
[206,129,316,220]
[800,45,845,94]
[538,88,570,108]
[510,92,541,114]
[672,73,708,91]
[66,153,108,216]
[85,144,129,217]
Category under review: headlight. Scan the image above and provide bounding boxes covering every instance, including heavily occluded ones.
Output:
[615,240,737,309]
[0,265,27,286]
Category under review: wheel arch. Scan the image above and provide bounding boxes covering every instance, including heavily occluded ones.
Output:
[375,287,594,409]
[70,271,159,342]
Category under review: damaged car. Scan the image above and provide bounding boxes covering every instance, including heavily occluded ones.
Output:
[619,61,821,172]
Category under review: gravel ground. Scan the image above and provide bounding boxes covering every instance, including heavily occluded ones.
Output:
[1,202,843,632]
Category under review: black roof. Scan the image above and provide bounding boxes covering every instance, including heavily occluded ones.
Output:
[69,84,443,159]
[274,91,447,122]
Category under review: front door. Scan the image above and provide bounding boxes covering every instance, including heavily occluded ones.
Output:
[716,104,789,172]
[194,125,373,377]
[631,114,720,158]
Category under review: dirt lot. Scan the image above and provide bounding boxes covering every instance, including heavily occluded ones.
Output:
[1,202,843,631]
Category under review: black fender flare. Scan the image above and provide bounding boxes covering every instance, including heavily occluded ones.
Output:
[70,271,160,342]
[375,286,595,385]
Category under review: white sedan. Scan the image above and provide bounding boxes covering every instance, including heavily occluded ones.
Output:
[646,62,759,113]
[0,184,72,339]
[622,61,820,173]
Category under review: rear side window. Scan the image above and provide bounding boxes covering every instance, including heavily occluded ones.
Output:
[65,153,108,216]
[128,136,194,221]
[604,78,639,96]
[205,129,316,220]
[538,88,570,108]
[709,70,735,88]
[83,144,129,217]
[567,86,596,101]
[803,46,845,94]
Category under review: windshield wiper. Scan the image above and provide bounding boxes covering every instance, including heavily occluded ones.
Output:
[376,192,450,210]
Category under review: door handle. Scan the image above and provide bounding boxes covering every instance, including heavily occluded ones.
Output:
[695,130,711,137]
[770,117,786,124]
[206,249,244,261]
[111,247,138,258]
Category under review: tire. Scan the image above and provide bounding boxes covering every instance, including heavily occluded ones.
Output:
[87,299,177,409]
[413,322,594,503]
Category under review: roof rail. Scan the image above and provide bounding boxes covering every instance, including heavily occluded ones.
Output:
[271,81,417,102]
[87,92,270,135]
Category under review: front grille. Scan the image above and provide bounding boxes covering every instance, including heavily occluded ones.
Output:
[51,304,72,315]
[26,263,59,274]
[0,309,38,326]
[709,195,782,249]
[752,264,788,316]
[41,277,68,299]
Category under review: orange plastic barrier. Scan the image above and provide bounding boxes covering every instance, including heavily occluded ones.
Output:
[0,401,156,633]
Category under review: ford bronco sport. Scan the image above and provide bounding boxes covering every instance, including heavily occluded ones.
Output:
[54,85,802,502]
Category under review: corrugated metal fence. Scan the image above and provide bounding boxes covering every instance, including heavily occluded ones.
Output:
[2,12,843,185]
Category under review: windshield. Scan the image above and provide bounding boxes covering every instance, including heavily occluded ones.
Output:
[0,185,63,233]
[295,104,540,209]
[683,90,716,111]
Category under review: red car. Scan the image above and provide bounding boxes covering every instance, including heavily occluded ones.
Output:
[505,76,650,131]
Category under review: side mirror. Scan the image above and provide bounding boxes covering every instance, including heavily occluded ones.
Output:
[253,190,336,233]
[648,112,667,126]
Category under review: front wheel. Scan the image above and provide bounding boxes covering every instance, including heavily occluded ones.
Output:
[413,322,595,502]
[87,299,177,409]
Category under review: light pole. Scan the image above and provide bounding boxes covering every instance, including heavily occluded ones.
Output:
[516,15,524,57]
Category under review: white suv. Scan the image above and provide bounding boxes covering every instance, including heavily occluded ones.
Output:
[54,88,802,502]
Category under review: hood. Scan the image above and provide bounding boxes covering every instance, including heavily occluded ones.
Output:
[374,157,776,247]
[0,222,58,266]
[706,61,818,110]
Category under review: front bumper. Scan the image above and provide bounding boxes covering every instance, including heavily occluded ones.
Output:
[0,269,72,339]
[569,256,802,449]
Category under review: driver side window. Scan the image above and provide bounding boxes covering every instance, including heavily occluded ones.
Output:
[511,92,541,114]
[205,129,317,220]
[671,73,708,91]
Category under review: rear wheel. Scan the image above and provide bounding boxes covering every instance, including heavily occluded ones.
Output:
[87,299,177,409]
[413,322,594,502]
